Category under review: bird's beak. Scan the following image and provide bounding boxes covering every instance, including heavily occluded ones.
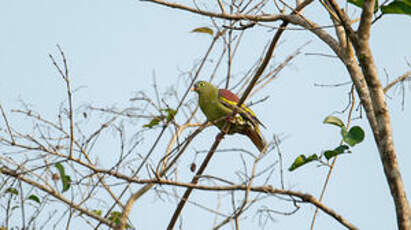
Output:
[191,86,198,92]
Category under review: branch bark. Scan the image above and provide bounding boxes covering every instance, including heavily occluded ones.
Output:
[352,2,411,229]
[118,177,359,230]
[384,70,411,94]
[0,167,115,228]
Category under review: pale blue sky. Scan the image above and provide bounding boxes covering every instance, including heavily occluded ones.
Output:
[0,0,410,229]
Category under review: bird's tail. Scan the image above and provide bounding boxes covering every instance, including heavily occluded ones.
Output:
[245,127,267,153]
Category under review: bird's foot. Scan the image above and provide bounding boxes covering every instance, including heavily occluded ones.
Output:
[224,115,235,123]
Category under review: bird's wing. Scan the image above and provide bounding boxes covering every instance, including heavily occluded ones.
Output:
[218,89,265,128]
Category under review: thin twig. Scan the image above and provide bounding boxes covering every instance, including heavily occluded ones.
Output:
[1,167,115,228]
[310,85,355,230]
[49,45,75,158]
[0,104,15,144]
[166,133,225,230]
[383,70,411,94]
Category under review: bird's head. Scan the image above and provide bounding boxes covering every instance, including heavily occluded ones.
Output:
[192,81,215,95]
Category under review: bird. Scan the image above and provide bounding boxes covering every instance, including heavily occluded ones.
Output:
[192,81,267,152]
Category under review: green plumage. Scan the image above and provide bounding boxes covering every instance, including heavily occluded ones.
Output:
[193,81,267,152]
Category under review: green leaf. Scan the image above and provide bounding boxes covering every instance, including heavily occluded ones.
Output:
[288,154,318,171]
[108,211,122,225]
[27,194,41,204]
[92,209,102,216]
[323,115,345,128]
[108,211,131,228]
[324,145,351,160]
[162,108,177,122]
[334,144,350,153]
[344,126,365,146]
[191,27,214,36]
[55,163,71,193]
[55,162,65,177]
[142,117,161,128]
[348,0,379,12]
[62,175,71,192]
[108,211,121,225]
[143,109,176,128]
[6,187,18,195]
[381,1,411,15]
[348,0,364,8]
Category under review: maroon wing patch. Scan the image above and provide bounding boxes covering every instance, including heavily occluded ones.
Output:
[218,89,239,103]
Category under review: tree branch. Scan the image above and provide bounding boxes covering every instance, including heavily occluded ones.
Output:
[384,70,411,94]
[163,1,316,228]
[352,1,411,229]
[142,0,284,21]
[121,178,358,230]
[0,167,115,228]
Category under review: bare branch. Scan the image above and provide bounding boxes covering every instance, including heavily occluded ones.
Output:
[117,177,358,230]
[49,45,75,159]
[384,70,411,94]
[0,167,115,228]
[0,104,15,144]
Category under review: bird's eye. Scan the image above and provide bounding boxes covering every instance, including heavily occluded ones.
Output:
[199,82,204,87]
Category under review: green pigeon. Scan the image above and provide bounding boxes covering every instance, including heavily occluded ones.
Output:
[193,81,267,152]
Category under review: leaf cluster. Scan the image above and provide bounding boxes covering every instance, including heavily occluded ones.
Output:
[289,116,365,171]
[5,187,41,204]
[348,0,411,16]
[143,108,177,128]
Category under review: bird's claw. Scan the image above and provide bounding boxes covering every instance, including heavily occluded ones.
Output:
[224,115,235,123]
